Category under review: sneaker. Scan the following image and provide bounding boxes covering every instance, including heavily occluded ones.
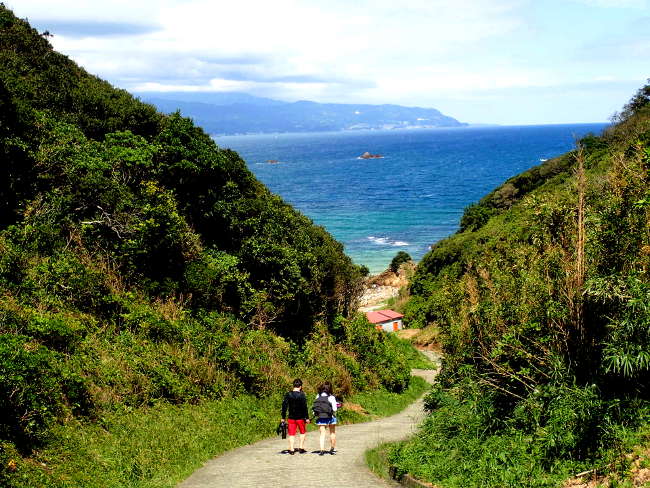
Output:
[330,448,336,455]
[319,450,325,456]
[298,448,307,454]
[289,450,295,455]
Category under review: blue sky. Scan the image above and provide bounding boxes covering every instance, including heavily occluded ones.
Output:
[8,0,649,124]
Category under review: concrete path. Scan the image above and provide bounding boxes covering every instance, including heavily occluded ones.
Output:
[178,367,438,488]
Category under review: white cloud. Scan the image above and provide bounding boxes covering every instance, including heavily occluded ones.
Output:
[6,0,649,123]
[6,0,174,22]
[13,0,527,90]
[571,0,648,8]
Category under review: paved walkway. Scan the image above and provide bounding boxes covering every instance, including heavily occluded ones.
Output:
[178,366,438,488]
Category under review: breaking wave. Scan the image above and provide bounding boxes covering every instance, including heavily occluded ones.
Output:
[367,236,409,247]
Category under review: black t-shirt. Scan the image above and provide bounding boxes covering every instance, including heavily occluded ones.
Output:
[281,390,308,420]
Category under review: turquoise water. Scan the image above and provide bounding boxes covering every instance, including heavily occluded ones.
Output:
[215,124,607,273]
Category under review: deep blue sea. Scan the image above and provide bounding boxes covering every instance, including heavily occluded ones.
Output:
[215,124,607,273]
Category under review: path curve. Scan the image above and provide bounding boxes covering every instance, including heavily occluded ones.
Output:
[178,367,438,488]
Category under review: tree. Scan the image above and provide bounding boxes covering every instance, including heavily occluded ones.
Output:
[390,251,412,273]
[617,79,650,121]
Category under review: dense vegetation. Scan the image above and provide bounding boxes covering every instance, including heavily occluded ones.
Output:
[391,82,650,486]
[0,7,416,486]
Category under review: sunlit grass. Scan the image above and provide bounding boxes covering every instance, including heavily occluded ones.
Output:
[27,374,430,487]
[365,443,393,480]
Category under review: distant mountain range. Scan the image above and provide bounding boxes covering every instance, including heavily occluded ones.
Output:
[135,91,465,135]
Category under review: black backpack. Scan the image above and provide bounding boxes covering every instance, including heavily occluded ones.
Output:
[313,394,334,419]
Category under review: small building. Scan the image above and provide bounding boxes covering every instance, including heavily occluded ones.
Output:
[366,309,404,332]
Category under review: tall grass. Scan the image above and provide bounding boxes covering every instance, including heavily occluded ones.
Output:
[384,380,650,488]
[338,375,429,423]
[389,335,438,370]
[365,443,394,481]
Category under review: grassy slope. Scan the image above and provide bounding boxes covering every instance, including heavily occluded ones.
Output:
[390,90,650,486]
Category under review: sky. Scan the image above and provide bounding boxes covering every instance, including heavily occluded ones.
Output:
[7,0,649,125]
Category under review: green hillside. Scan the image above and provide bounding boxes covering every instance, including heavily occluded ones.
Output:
[0,7,415,486]
[391,83,650,486]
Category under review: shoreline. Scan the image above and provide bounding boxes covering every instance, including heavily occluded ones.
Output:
[358,284,400,312]
[357,263,413,312]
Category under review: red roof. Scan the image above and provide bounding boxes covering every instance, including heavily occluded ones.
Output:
[366,309,404,324]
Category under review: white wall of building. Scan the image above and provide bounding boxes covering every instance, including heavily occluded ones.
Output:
[374,318,403,332]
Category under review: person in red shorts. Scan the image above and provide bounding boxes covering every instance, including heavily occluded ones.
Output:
[281,378,310,454]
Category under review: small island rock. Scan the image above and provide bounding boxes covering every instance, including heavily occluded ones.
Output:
[359,152,384,159]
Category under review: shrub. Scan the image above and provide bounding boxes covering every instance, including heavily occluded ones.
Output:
[618,79,650,121]
[27,252,110,312]
[301,323,364,396]
[0,335,65,450]
[0,441,54,488]
[24,313,88,353]
[343,315,411,392]
[358,264,370,277]
[183,250,252,312]
[228,328,293,395]
[389,251,412,273]
[459,202,496,232]
[603,277,650,379]
[511,382,607,462]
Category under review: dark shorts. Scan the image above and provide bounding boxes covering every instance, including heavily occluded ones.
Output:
[287,419,306,435]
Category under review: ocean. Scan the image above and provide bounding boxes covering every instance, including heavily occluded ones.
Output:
[215,123,607,274]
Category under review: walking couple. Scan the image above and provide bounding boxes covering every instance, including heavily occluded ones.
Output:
[280,379,338,456]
